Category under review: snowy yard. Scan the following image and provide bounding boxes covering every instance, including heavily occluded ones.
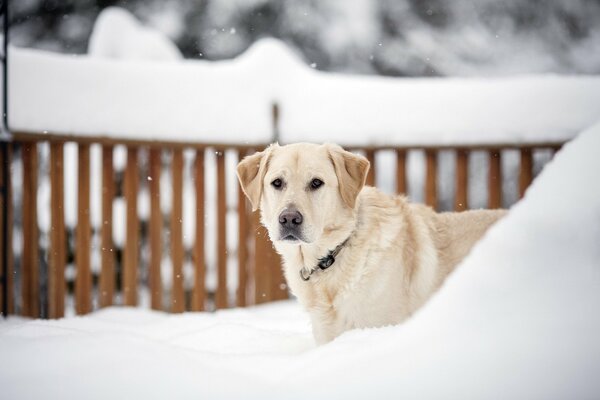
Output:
[2,123,599,399]
[2,6,600,399]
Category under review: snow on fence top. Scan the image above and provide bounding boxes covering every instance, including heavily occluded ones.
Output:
[7,8,600,145]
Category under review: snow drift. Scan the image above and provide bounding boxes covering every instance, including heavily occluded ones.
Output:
[1,122,599,399]
[6,15,600,145]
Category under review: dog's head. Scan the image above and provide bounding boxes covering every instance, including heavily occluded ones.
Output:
[237,143,369,245]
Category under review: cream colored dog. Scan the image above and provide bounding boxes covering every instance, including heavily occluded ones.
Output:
[237,143,506,344]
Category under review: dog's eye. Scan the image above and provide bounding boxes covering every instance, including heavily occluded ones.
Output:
[310,178,324,190]
[271,178,283,190]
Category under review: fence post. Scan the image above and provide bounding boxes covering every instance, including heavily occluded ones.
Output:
[0,142,13,316]
[171,149,184,312]
[192,149,206,311]
[75,143,92,315]
[22,142,39,317]
[237,149,249,308]
[49,142,65,318]
[99,145,115,308]
[123,147,139,306]
[365,149,376,187]
[488,149,502,209]
[396,149,407,195]
[148,148,162,310]
[215,150,228,309]
[519,148,533,198]
[425,149,438,209]
[454,149,469,211]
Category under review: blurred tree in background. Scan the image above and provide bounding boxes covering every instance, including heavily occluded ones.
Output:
[8,0,600,76]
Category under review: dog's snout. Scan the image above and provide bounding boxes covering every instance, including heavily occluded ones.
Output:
[279,209,303,227]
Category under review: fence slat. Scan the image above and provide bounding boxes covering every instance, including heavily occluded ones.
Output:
[454,149,469,211]
[425,150,438,209]
[22,143,39,317]
[49,143,65,318]
[123,147,139,306]
[75,144,92,315]
[148,148,162,311]
[215,151,228,309]
[192,149,205,311]
[0,144,14,315]
[99,145,115,308]
[254,215,270,304]
[396,149,407,195]
[236,150,248,307]
[171,149,185,312]
[519,148,533,198]
[488,149,502,209]
[365,149,376,187]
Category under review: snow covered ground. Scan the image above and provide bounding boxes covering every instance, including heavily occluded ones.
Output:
[2,122,599,399]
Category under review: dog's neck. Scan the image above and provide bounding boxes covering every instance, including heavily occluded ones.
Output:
[275,216,357,278]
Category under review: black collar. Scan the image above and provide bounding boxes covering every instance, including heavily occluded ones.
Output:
[299,237,351,282]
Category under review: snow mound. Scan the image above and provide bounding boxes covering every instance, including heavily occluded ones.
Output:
[1,123,599,398]
[7,37,600,144]
[88,7,182,61]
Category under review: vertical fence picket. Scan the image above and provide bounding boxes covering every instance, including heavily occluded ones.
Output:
[215,150,228,309]
[171,149,184,312]
[519,148,533,198]
[192,149,205,311]
[99,145,114,307]
[236,150,248,308]
[0,144,14,315]
[425,150,438,209]
[254,217,270,304]
[454,149,469,211]
[148,148,162,310]
[123,147,139,306]
[22,142,39,317]
[75,143,92,315]
[396,149,407,195]
[488,149,502,209]
[49,142,65,318]
[365,149,376,187]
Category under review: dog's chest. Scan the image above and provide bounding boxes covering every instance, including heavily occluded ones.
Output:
[321,257,409,330]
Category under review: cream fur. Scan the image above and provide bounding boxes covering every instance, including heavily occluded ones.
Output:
[237,143,506,344]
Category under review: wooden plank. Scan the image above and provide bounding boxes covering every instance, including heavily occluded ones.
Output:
[49,143,65,318]
[122,147,139,306]
[21,142,39,317]
[365,149,376,187]
[253,214,270,304]
[396,149,407,195]
[12,131,567,153]
[99,145,115,308]
[0,143,14,316]
[236,150,248,307]
[454,149,469,211]
[75,144,92,315]
[488,149,502,209]
[425,150,438,209]
[215,151,228,309]
[148,148,162,311]
[192,149,205,311]
[519,148,533,198]
[170,149,185,313]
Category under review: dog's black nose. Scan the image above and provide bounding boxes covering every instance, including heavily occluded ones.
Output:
[279,209,303,227]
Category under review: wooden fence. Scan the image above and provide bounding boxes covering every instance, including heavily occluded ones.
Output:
[0,132,563,318]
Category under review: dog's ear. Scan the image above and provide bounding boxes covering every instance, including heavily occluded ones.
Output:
[236,144,276,211]
[327,144,370,209]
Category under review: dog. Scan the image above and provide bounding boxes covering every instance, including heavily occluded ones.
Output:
[237,143,506,344]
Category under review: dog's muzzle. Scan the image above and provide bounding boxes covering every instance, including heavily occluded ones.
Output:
[278,208,305,242]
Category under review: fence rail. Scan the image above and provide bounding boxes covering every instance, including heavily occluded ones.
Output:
[0,131,564,318]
